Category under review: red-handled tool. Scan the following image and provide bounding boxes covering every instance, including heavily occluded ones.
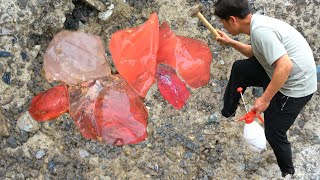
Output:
[237,87,264,123]
[239,111,264,123]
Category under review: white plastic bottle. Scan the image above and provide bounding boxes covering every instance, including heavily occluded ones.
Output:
[240,112,266,152]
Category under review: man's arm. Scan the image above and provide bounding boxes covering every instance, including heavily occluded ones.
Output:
[216,30,253,57]
[251,54,293,116]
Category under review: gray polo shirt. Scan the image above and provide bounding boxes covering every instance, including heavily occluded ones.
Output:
[250,14,317,98]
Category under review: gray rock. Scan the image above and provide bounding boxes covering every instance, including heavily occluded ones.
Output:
[35,150,45,159]
[6,136,18,148]
[15,173,25,180]
[0,51,11,57]
[98,4,114,21]
[203,129,216,135]
[252,87,264,97]
[17,111,40,133]
[165,148,178,161]
[84,0,107,11]
[79,149,90,158]
[212,85,222,93]
[47,160,56,174]
[55,155,70,165]
[207,112,220,124]
[30,170,39,178]
[19,130,29,143]
[0,111,9,137]
[298,120,305,129]
[211,82,222,93]
[0,0,319,179]
[0,27,13,35]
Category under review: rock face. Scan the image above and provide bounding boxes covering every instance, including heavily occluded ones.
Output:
[0,0,74,111]
[44,31,111,85]
[69,75,148,145]
[0,0,319,179]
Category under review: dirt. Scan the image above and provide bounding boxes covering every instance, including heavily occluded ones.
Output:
[0,0,319,179]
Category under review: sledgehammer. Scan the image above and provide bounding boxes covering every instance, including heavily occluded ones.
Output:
[189,4,221,39]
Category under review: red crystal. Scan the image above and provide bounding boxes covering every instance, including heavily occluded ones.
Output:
[157,22,212,88]
[156,64,190,109]
[28,84,69,121]
[109,13,159,98]
[69,75,148,145]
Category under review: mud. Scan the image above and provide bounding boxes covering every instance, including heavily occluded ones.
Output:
[0,0,319,179]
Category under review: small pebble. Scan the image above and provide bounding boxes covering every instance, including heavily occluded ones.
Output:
[48,160,56,174]
[27,80,34,88]
[0,51,11,57]
[20,52,28,61]
[252,87,264,97]
[79,149,90,158]
[154,164,159,171]
[30,170,39,178]
[35,150,46,159]
[35,75,42,82]
[207,112,220,124]
[61,120,72,131]
[298,120,305,129]
[11,38,16,45]
[17,70,22,76]
[0,63,3,73]
[212,85,222,93]
[20,131,29,143]
[0,28,13,35]
[6,136,18,148]
[2,72,11,84]
[17,111,40,133]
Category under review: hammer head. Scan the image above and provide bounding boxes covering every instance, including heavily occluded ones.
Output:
[188,4,203,17]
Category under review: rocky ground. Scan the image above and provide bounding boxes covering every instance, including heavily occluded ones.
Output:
[0,0,319,179]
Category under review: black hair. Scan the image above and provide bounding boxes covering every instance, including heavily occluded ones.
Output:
[214,0,251,20]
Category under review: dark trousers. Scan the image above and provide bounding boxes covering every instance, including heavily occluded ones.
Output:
[222,57,313,175]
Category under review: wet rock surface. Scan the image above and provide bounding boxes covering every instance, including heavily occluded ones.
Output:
[0,0,319,179]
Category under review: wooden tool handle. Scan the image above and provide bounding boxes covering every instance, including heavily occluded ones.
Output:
[196,12,221,38]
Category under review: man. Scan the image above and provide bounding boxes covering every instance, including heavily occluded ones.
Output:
[214,0,317,177]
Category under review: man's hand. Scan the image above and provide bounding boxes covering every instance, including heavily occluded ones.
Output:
[251,96,270,118]
[250,54,293,118]
[216,30,232,45]
[215,30,253,57]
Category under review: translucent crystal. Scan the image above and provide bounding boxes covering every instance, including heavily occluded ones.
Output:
[109,13,159,98]
[157,22,212,88]
[69,75,148,145]
[29,84,69,121]
[156,64,190,110]
[44,30,111,85]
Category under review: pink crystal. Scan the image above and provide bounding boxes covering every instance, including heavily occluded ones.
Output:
[69,75,148,145]
[44,30,111,85]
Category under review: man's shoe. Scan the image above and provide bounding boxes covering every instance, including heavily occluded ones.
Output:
[221,108,236,118]
[282,172,294,179]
